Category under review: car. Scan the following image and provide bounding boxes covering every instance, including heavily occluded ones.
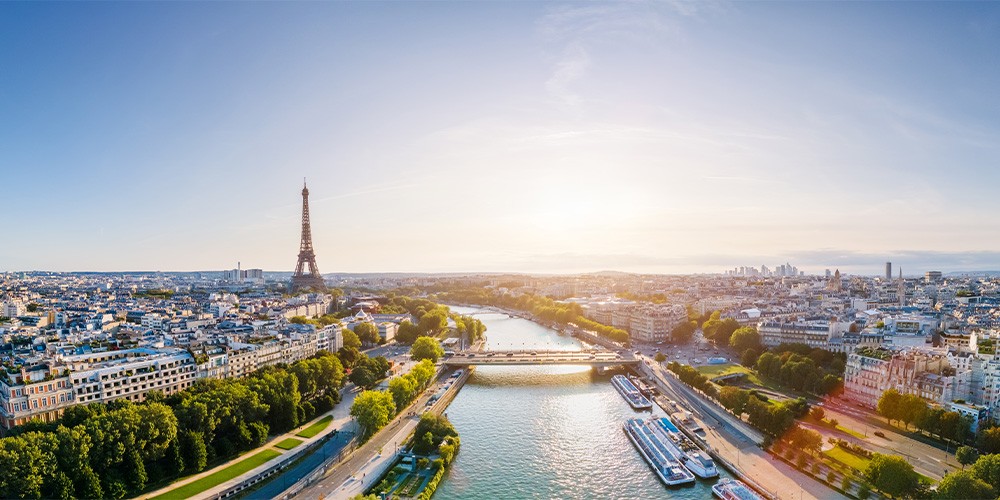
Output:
[874,431,886,438]
[468,353,476,357]
[506,353,514,357]
[486,353,496,357]
[530,351,538,355]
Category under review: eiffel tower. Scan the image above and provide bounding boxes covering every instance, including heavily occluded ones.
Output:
[290,180,327,293]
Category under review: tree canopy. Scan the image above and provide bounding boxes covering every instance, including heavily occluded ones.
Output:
[411,337,445,363]
[864,453,921,499]
[350,390,396,440]
[729,326,761,352]
[354,322,381,345]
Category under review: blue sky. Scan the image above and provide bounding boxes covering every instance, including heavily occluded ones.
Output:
[3,1,1000,275]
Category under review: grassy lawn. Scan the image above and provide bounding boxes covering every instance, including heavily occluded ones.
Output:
[696,363,767,386]
[150,449,281,500]
[274,437,303,450]
[823,446,871,472]
[296,415,333,438]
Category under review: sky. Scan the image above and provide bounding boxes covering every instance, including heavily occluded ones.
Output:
[3,1,1000,275]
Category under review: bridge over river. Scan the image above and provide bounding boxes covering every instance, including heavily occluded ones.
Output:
[440,350,640,367]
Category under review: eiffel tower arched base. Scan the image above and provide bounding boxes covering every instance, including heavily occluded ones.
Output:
[290,274,327,293]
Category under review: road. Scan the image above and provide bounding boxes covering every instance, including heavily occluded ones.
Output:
[816,397,957,480]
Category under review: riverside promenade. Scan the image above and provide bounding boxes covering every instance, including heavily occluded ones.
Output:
[290,366,472,500]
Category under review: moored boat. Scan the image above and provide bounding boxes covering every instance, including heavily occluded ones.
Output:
[712,478,764,500]
[623,419,696,486]
[652,417,719,478]
[611,374,653,410]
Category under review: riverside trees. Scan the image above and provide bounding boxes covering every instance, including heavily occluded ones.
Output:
[350,391,397,440]
[354,359,438,440]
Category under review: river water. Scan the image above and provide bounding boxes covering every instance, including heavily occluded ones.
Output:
[435,306,729,499]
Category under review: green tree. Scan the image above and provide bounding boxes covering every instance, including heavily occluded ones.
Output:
[957,446,980,469]
[978,427,1000,454]
[713,318,741,345]
[729,326,761,352]
[654,352,666,363]
[342,328,362,350]
[864,453,920,499]
[877,389,903,425]
[179,430,208,473]
[899,393,928,430]
[418,309,448,337]
[354,322,380,345]
[935,470,995,499]
[740,348,762,368]
[350,390,396,440]
[969,453,1000,490]
[338,346,361,369]
[670,321,696,343]
[388,375,417,410]
[718,386,750,416]
[396,320,420,344]
[411,337,445,363]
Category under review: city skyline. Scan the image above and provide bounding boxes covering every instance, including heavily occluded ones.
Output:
[4,2,1000,274]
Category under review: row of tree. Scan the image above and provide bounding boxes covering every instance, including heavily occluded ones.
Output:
[877,389,973,444]
[387,359,438,414]
[351,358,438,440]
[0,350,347,499]
[666,362,718,399]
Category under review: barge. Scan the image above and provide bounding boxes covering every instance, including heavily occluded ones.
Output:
[611,374,653,411]
[623,419,696,486]
[652,417,719,478]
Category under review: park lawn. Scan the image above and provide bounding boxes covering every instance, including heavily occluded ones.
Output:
[696,363,767,386]
[823,446,871,472]
[150,449,281,500]
[274,437,303,450]
[296,415,333,438]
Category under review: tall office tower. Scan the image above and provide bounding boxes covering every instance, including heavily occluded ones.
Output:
[886,262,892,281]
[291,180,327,292]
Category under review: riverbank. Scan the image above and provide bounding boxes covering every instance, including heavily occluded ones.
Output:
[640,360,848,500]
[290,365,473,499]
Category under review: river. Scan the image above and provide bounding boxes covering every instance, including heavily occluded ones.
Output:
[434,306,730,499]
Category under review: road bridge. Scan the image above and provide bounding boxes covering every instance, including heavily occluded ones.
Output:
[441,350,639,367]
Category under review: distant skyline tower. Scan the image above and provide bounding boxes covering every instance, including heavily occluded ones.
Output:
[886,261,892,281]
[291,179,327,293]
